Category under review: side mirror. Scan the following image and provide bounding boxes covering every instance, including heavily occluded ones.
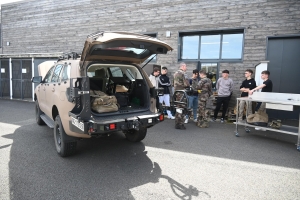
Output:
[31,76,42,83]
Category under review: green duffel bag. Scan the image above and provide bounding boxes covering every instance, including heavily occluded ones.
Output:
[90,90,118,113]
[247,110,268,127]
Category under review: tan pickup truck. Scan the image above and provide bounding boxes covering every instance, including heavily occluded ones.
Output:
[32,31,172,157]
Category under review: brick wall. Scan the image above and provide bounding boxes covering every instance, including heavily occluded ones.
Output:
[1,0,300,105]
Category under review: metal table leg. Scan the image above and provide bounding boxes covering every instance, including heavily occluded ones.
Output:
[244,100,250,133]
[235,99,239,137]
[297,112,300,152]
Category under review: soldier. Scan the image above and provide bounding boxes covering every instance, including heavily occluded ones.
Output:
[173,62,189,130]
[196,70,213,128]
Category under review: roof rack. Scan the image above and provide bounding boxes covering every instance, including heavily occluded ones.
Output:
[57,52,81,62]
[87,31,104,39]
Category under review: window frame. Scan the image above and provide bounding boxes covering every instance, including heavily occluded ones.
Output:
[178,28,245,63]
[43,66,55,83]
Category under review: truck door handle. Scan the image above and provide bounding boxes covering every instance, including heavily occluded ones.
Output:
[52,88,55,92]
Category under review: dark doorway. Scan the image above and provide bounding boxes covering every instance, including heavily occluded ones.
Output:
[11,59,32,99]
[0,59,10,98]
[266,36,300,120]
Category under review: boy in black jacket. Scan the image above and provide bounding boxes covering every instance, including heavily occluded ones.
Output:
[158,67,175,119]
[238,69,256,121]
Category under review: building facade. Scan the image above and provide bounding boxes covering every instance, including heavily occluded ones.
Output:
[0,0,300,107]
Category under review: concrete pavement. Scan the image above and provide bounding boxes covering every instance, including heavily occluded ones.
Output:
[0,99,299,200]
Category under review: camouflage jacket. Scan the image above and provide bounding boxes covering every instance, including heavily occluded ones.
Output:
[173,69,189,90]
[189,78,199,93]
[197,77,213,100]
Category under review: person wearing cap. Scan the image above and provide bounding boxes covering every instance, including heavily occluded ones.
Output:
[212,70,233,123]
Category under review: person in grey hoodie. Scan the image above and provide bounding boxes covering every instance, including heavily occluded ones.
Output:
[212,70,233,123]
[149,67,160,112]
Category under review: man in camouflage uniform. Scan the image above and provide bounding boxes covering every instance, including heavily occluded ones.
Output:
[196,70,213,128]
[173,62,189,130]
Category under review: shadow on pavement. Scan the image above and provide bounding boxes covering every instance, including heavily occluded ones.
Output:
[3,123,201,200]
[144,119,300,169]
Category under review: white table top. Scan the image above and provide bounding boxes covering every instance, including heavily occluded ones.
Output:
[236,92,300,106]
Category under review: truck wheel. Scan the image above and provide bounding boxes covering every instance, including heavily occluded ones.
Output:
[124,127,147,142]
[35,100,45,125]
[54,115,77,157]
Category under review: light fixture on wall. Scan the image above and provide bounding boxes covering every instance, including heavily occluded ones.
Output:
[6,42,10,46]
[166,31,171,38]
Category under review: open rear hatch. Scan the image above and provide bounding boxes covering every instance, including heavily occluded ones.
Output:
[80,31,173,64]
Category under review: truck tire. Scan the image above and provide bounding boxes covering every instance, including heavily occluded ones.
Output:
[54,115,77,157]
[35,100,45,125]
[124,127,147,142]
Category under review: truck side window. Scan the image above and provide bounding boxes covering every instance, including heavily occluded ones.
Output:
[51,65,63,82]
[43,66,55,83]
[61,65,70,81]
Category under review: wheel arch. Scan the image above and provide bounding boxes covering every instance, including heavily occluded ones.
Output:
[52,105,59,121]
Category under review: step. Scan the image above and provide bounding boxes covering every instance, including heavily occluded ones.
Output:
[40,114,55,128]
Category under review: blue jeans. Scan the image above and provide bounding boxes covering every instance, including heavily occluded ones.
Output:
[186,95,198,120]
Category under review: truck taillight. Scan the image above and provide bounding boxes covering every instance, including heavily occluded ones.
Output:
[109,123,116,130]
[159,114,164,121]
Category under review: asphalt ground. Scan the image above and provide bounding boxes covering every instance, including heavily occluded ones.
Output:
[0,99,299,200]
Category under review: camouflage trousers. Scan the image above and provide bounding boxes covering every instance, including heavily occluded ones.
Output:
[174,93,186,126]
[196,100,209,128]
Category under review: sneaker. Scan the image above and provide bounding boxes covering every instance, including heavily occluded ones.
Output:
[184,119,189,124]
[255,127,266,131]
[220,118,224,123]
[211,118,216,122]
[168,116,175,119]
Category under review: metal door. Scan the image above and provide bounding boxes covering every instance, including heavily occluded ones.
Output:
[0,59,10,97]
[266,36,300,120]
[11,59,32,99]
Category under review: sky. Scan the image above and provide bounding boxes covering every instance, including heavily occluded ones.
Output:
[0,0,24,7]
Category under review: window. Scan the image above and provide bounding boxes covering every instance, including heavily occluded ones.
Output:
[109,67,123,77]
[182,36,199,59]
[200,35,221,59]
[179,29,244,61]
[51,65,63,82]
[61,65,70,81]
[221,34,243,59]
[43,66,55,83]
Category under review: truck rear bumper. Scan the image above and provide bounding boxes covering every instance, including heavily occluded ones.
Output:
[69,113,164,136]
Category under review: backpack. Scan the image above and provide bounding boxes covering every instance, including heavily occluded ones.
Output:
[90,90,118,113]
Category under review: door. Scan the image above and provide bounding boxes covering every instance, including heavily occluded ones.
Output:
[0,59,10,97]
[266,36,300,120]
[11,59,32,99]
[39,66,54,114]
[21,60,33,100]
[11,60,22,99]
[199,63,218,90]
[44,65,63,117]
